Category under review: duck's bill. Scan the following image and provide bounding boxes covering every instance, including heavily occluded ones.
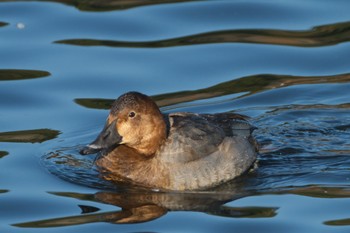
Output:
[79,143,102,155]
[80,120,122,155]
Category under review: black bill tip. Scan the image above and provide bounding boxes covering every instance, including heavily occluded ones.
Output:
[79,144,102,155]
[79,120,122,156]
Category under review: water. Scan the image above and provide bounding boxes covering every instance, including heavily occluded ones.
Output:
[1,0,350,232]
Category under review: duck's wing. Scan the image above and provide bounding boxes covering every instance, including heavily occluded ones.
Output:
[159,113,226,163]
[158,112,257,163]
[201,113,256,137]
[203,113,258,152]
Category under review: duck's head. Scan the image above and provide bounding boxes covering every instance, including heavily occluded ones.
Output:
[80,92,167,157]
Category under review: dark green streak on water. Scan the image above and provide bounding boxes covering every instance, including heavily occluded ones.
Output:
[0,0,198,11]
[0,129,60,143]
[74,98,113,110]
[56,21,350,48]
[69,0,198,11]
[325,218,350,226]
[0,21,8,27]
[275,185,350,199]
[0,69,51,81]
[75,72,350,110]
[0,151,9,158]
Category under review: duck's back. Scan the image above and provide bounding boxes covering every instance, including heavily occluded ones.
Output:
[158,113,225,163]
[156,112,257,190]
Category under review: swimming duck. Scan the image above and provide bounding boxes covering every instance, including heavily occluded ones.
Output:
[81,92,257,191]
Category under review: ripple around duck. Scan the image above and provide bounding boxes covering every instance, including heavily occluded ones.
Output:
[251,105,350,189]
[41,140,115,190]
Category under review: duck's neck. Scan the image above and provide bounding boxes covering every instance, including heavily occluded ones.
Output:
[132,113,167,157]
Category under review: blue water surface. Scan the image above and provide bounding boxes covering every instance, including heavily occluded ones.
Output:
[1,0,350,232]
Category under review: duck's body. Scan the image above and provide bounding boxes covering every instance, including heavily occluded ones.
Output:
[81,92,257,191]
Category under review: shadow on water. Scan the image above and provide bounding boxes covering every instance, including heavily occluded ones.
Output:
[0,0,198,11]
[0,129,60,143]
[75,72,350,110]
[56,21,350,48]
[0,69,51,81]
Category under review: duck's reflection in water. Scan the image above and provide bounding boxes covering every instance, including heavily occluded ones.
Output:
[13,186,277,227]
[14,175,350,228]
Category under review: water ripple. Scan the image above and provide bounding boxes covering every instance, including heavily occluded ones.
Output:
[0,129,60,143]
[0,151,9,158]
[12,184,350,227]
[0,21,8,27]
[55,21,350,48]
[0,69,51,81]
[74,72,350,110]
[21,0,200,11]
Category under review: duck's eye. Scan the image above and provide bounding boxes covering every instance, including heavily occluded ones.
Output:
[128,111,136,118]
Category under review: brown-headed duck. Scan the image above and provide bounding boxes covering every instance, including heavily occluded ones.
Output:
[81,92,257,191]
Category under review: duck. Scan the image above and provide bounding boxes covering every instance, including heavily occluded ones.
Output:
[80,91,258,191]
